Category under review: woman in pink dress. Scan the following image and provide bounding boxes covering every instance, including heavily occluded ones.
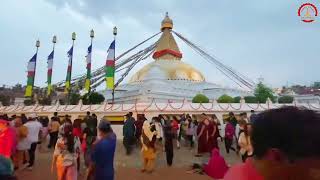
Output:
[204,148,229,179]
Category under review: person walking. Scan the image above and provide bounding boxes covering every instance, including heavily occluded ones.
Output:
[72,119,82,172]
[21,113,28,124]
[0,119,15,159]
[185,116,195,148]
[211,114,222,141]
[153,117,163,149]
[52,112,61,124]
[141,121,157,173]
[48,117,60,149]
[134,114,145,146]
[83,112,92,125]
[51,124,81,180]
[249,110,257,124]
[177,114,186,148]
[228,112,238,128]
[224,119,236,154]
[58,115,72,138]
[39,117,49,152]
[87,121,116,180]
[163,121,174,166]
[13,117,29,170]
[123,113,136,155]
[83,116,97,168]
[171,116,180,149]
[196,115,210,156]
[236,120,247,153]
[207,118,218,152]
[238,123,253,162]
[24,113,42,170]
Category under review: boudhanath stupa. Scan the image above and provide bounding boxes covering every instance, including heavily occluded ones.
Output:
[102,13,251,103]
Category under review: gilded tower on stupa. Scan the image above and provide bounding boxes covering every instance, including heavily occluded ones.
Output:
[153,12,182,60]
[130,13,205,83]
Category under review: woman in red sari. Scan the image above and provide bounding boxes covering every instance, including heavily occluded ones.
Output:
[196,116,210,156]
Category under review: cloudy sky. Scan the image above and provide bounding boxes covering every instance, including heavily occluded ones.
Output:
[0,0,319,90]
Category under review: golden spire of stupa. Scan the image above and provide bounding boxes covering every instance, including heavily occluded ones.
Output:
[153,12,182,61]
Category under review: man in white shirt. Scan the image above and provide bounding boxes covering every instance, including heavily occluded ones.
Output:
[24,113,42,170]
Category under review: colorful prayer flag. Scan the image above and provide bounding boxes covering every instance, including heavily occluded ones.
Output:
[47,50,54,96]
[64,46,73,93]
[25,53,37,97]
[85,44,92,92]
[105,40,115,89]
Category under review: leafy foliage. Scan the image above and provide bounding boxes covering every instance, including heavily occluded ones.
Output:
[278,96,294,104]
[59,99,65,105]
[82,92,105,105]
[39,96,52,105]
[233,96,241,103]
[24,99,35,106]
[0,94,11,106]
[244,96,258,103]
[217,94,234,103]
[70,93,81,105]
[313,82,320,89]
[254,82,276,103]
[192,94,209,103]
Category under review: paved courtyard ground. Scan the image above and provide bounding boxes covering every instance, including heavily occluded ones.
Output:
[15,140,241,180]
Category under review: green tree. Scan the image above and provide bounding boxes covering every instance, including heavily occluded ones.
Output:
[192,94,209,103]
[69,93,81,105]
[82,92,105,105]
[39,96,52,105]
[217,94,234,103]
[24,99,35,106]
[244,96,258,103]
[313,82,320,89]
[0,94,11,106]
[254,82,275,103]
[59,99,65,105]
[233,96,241,103]
[278,96,294,104]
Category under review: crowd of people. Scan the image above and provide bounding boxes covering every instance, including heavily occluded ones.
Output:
[119,111,257,178]
[0,111,116,180]
[0,107,319,180]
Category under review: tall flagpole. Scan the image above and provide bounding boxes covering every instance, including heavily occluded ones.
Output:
[67,32,76,104]
[89,29,94,93]
[52,35,56,51]
[112,26,117,104]
[48,35,57,96]
[33,39,40,100]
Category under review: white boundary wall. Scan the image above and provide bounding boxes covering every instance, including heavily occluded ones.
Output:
[1,99,319,139]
